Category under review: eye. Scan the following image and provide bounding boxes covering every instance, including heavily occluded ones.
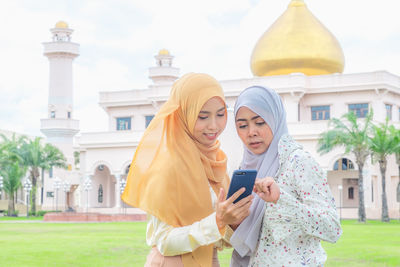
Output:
[217,113,225,117]
[238,124,248,129]
[256,122,266,126]
[198,116,208,120]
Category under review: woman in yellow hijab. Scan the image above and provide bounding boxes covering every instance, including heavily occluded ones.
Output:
[122,73,253,266]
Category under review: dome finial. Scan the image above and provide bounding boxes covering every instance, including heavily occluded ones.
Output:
[55,21,69,29]
[290,0,305,6]
[158,49,170,56]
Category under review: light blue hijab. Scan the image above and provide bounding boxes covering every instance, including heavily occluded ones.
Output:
[230,86,289,266]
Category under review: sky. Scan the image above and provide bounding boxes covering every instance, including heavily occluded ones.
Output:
[0,0,399,137]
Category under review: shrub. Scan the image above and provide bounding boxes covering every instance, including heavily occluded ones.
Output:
[36,210,48,216]
[28,211,36,216]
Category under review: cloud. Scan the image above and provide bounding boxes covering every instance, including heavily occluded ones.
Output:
[0,0,399,137]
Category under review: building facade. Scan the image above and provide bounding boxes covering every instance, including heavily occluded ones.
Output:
[2,0,399,219]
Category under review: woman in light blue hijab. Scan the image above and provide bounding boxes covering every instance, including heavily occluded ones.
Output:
[230,86,341,266]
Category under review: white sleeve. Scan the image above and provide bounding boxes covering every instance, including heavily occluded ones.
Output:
[146,212,223,256]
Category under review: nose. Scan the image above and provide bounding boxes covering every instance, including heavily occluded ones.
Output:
[208,116,218,130]
[248,124,258,137]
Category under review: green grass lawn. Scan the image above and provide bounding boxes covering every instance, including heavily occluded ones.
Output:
[321,220,400,267]
[0,219,398,266]
[0,216,43,221]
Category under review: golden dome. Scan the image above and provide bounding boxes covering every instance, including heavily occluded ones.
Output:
[158,49,170,56]
[55,21,69,29]
[250,0,345,76]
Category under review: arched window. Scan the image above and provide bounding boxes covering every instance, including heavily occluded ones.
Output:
[333,160,339,171]
[98,185,103,203]
[348,187,354,199]
[125,164,131,175]
[333,158,355,171]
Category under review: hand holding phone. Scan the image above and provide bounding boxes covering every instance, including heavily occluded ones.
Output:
[216,187,253,230]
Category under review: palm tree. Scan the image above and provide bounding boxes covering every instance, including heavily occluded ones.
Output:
[370,121,399,222]
[1,162,27,216]
[21,137,67,214]
[318,111,373,222]
[20,137,42,214]
[40,143,68,204]
[0,133,27,216]
[0,133,27,158]
[391,126,400,194]
[391,126,400,220]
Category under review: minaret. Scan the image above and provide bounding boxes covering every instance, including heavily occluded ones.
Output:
[40,21,80,152]
[148,49,180,85]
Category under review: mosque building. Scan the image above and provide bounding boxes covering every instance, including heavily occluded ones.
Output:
[3,0,399,219]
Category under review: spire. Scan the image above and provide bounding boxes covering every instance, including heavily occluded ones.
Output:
[148,49,180,85]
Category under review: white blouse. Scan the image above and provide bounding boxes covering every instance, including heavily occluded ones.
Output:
[146,185,233,256]
[250,135,342,266]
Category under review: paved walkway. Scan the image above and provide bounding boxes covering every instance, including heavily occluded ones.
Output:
[0,220,45,223]
[0,209,148,223]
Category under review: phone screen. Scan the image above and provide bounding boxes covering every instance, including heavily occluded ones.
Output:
[226,169,257,203]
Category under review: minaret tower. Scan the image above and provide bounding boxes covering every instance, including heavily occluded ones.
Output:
[148,49,180,86]
[40,21,80,153]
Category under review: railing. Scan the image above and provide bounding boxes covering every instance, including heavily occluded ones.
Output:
[78,131,144,147]
[40,118,79,130]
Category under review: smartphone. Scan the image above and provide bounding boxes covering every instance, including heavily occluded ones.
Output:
[226,169,257,204]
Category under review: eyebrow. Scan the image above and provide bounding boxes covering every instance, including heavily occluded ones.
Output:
[199,107,225,114]
[236,115,260,122]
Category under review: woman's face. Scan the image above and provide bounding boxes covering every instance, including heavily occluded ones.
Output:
[193,96,227,147]
[235,106,273,155]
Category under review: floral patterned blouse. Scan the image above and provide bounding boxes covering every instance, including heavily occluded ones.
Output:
[249,135,342,267]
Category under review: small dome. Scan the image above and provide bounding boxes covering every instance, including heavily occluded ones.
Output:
[158,49,170,56]
[250,0,345,76]
[55,21,69,29]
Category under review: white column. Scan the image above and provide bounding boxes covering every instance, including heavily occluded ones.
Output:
[371,88,388,121]
[86,175,93,209]
[106,174,111,207]
[115,174,121,208]
[283,92,304,123]
[371,100,386,121]
[362,161,372,207]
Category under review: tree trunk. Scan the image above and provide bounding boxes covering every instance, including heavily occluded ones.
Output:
[398,164,400,192]
[398,165,400,221]
[357,162,366,222]
[41,167,44,205]
[7,192,15,216]
[379,160,390,222]
[30,168,39,214]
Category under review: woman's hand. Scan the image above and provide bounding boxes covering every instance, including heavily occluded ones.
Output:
[215,188,253,230]
[253,177,280,203]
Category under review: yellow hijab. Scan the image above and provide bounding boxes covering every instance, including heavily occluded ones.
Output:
[121,73,230,267]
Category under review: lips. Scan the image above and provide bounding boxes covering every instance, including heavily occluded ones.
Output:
[249,141,263,148]
[204,132,218,140]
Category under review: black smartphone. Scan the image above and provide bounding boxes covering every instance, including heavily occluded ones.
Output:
[226,169,257,204]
